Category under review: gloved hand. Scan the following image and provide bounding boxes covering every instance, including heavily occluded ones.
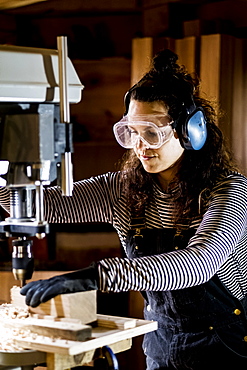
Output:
[20,262,98,307]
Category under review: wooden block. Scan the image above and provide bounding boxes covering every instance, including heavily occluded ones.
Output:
[11,286,97,324]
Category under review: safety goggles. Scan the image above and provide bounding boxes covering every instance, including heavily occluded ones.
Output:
[113,114,174,149]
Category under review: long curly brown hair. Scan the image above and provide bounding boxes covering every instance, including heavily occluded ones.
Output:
[118,49,238,224]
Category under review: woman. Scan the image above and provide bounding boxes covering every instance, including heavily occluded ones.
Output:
[4,49,247,369]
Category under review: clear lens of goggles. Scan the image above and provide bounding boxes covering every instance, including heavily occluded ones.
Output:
[113,115,174,149]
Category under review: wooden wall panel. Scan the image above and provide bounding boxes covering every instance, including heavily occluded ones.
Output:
[218,34,235,142]
[200,34,235,141]
[131,37,154,85]
[200,34,247,171]
[71,57,131,142]
[142,2,170,38]
[241,41,247,173]
[175,36,197,74]
[231,37,244,169]
[200,34,221,103]
[231,38,247,172]
[131,36,196,85]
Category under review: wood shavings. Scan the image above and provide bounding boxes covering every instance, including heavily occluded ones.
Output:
[0,327,28,352]
[0,303,30,352]
[0,303,78,352]
[0,303,29,320]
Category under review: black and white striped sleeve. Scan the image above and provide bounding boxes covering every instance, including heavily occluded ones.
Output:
[0,186,10,214]
[44,172,122,224]
[0,172,122,224]
[98,174,247,294]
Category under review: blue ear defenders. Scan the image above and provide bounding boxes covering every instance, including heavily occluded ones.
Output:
[124,86,207,150]
[173,100,207,150]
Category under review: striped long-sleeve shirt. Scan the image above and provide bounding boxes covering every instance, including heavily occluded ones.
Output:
[0,171,246,300]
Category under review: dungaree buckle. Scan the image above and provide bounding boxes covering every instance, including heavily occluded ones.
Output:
[130,217,146,250]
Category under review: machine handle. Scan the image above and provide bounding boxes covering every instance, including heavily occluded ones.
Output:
[57,36,73,196]
[57,36,70,124]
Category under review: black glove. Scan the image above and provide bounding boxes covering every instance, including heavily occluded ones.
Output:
[20,262,98,307]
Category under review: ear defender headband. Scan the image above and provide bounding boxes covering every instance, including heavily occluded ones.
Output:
[123,86,135,116]
[173,97,207,150]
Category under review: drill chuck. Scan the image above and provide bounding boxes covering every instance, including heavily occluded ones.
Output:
[12,238,34,287]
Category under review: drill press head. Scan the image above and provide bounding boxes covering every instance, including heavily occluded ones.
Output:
[0,42,84,285]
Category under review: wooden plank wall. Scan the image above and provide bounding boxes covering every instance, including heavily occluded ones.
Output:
[131,35,247,174]
[200,34,236,145]
[231,38,247,173]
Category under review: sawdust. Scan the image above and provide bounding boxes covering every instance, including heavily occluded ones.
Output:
[0,303,29,351]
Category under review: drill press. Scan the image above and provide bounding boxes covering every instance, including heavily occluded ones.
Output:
[0,37,84,286]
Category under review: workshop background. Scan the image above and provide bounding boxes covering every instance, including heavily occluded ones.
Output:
[0,1,247,369]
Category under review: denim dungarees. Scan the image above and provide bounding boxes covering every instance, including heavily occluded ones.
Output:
[126,226,247,370]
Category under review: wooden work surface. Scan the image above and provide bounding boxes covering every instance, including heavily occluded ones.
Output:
[1,314,157,370]
[13,314,157,356]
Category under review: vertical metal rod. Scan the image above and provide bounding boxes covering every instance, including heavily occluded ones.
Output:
[57,36,73,196]
[61,152,73,196]
[35,182,44,224]
[57,36,70,124]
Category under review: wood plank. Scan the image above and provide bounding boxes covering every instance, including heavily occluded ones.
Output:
[97,314,137,329]
[1,316,92,341]
[13,335,75,355]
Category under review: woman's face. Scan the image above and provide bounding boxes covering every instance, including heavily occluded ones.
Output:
[128,100,184,182]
